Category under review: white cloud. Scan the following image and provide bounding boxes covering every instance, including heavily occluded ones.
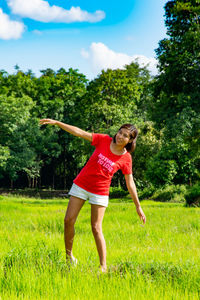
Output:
[0,8,25,40]
[7,0,105,23]
[32,29,43,35]
[81,42,158,75]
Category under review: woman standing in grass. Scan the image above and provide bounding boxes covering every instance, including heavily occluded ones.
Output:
[39,119,146,272]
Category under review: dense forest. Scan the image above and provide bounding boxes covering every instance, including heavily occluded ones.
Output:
[0,0,199,194]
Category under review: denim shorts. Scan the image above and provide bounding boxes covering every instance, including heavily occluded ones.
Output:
[69,183,109,207]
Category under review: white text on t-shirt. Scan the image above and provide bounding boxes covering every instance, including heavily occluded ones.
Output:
[97,153,114,172]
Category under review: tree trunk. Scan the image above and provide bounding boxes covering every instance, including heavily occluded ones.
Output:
[38,172,41,189]
[27,175,31,188]
[52,173,55,190]
[10,179,13,189]
[35,177,38,189]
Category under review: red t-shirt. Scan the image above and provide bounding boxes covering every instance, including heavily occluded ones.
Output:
[73,133,132,196]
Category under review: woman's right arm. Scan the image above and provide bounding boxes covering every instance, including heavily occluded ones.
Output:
[39,119,93,142]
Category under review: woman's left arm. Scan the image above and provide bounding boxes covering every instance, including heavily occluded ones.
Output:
[125,174,146,224]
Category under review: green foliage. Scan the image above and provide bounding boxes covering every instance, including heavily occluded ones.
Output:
[138,184,156,200]
[0,94,34,142]
[36,68,88,189]
[0,68,88,188]
[146,156,178,186]
[147,0,200,186]
[146,136,199,187]
[156,0,200,94]
[77,63,151,134]
[0,146,10,167]
[150,184,187,203]
[109,186,129,199]
[0,94,37,182]
[133,122,161,187]
[185,183,200,207]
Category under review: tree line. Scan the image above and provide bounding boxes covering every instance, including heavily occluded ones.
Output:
[0,0,199,191]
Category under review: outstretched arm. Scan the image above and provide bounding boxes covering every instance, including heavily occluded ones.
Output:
[39,119,92,142]
[125,174,146,224]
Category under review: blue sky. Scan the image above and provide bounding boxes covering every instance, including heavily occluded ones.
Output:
[0,0,168,79]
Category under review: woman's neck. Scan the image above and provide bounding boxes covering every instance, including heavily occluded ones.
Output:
[110,141,126,155]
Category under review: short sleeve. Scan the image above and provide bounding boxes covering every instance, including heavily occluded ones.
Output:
[121,154,132,175]
[91,133,109,147]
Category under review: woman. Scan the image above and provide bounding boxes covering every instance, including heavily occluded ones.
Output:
[39,119,146,272]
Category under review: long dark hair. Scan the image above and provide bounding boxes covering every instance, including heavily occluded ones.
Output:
[113,124,138,153]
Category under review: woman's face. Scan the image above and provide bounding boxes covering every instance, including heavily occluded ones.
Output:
[115,128,132,147]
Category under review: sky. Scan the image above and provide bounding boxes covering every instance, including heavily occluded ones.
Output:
[0,0,168,79]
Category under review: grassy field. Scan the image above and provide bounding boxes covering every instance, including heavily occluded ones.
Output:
[0,195,200,300]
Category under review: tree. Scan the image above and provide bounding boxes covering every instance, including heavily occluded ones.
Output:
[0,67,89,189]
[77,63,151,134]
[36,68,88,189]
[0,146,10,176]
[147,0,200,185]
[0,64,155,189]
[0,94,35,186]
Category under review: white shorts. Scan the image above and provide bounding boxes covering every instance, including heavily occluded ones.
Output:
[69,183,109,207]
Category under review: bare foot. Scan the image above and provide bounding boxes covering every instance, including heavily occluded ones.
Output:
[100,265,107,273]
[66,254,78,266]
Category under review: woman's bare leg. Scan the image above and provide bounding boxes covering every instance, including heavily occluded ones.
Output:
[64,196,85,261]
[91,204,107,272]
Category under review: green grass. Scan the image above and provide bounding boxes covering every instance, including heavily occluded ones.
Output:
[0,195,200,300]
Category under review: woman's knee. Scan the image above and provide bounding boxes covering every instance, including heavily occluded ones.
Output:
[91,222,102,236]
[64,215,76,227]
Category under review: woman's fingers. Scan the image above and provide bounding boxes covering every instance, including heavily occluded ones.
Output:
[39,119,47,124]
[141,214,146,224]
[39,119,55,125]
[136,206,146,225]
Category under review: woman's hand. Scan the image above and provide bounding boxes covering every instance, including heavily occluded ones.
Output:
[136,205,146,225]
[39,119,92,142]
[39,119,57,126]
